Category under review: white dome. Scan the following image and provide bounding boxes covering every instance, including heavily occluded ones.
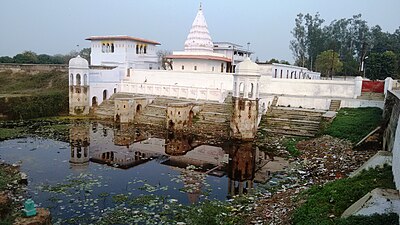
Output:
[235,58,259,75]
[69,55,89,69]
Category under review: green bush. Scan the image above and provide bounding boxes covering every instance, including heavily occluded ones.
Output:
[323,107,382,143]
[0,91,68,120]
[292,166,395,225]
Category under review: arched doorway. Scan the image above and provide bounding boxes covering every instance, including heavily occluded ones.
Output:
[92,96,98,107]
[188,110,194,126]
[168,120,175,130]
[103,90,108,101]
[115,114,120,123]
[136,104,142,114]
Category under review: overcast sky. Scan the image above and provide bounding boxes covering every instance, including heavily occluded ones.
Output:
[1,0,399,62]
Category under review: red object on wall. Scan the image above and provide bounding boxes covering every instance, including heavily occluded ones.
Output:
[362,81,384,93]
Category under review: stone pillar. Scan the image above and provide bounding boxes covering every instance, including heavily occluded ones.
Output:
[384,77,394,95]
[354,76,363,98]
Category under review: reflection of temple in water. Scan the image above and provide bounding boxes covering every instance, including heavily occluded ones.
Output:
[227,142,255,197]
[113,123,147,147]
[69,123,90,170]
[68,122,276,200]
[165,132,195,156]
[226,142,272,197]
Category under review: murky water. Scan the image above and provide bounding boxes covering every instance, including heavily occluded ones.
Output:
[0,121,272,223]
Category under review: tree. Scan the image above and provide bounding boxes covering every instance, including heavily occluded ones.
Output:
[157,50,172,70]
[0,56,14,63]
[37,54,53,64]
[13,51,38,64]
[315,50,343,78]
[366,51,399,80]
[266,58,279,64]
[79,48,91,63]
[290,13,307,67]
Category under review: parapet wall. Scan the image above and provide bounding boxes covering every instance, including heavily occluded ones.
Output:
[383,90,400,189]
[0,63,68,73]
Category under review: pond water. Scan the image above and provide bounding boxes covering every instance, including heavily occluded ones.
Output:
[0,121,272,223]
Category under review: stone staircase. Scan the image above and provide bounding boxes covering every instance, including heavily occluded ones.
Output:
[134,97,190,126]
[357,92,385,101]
[264,106,325,137]
[329,99,341,111]
[94,92,136,120]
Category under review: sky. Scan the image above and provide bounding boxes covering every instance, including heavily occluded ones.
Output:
[1,0,399,63]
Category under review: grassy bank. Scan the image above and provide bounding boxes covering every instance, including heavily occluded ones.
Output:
[323,107,382,143]
[292,165,396,225]
[0,70,68,120]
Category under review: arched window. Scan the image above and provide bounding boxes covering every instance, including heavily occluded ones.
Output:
[113,88,116,93]
[221,63,224,73]
[92,96,98,107]
[103,89,108,100]
[144,45,147,54]
[239,82,244,97]
[136,45,139,54]
[83,74,87,86]
[274,69,277,78]
[194,66,197,71]
[70,73,74,85]
[280,70,283,78]
[248,83,254,98]
[106,43,110,53]
[111,43,114,53]
[76,74,81,86]
[102,43,105,53]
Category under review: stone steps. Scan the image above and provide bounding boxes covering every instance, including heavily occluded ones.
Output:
[357,92,385,100]
[264,106,324,137]
[329,99,341,111]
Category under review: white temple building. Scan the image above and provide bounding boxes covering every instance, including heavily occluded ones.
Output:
[166,5,232,73]
[69,4,349,117]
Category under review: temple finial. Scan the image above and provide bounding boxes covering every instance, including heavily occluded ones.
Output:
[199,2,202,10]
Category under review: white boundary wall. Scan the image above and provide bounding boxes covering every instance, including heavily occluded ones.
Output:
[259,76,363,98]
[125,69,233,90]
[120,82,228,102]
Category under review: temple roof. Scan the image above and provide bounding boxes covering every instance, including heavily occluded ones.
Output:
[184,5,213,53]
[86,35,160,45]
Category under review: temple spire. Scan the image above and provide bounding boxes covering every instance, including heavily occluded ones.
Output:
[184,4,213,53]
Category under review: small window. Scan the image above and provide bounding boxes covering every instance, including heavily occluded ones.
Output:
[182,65,184,70]
[212,66,215,72]
[194,66,197,71]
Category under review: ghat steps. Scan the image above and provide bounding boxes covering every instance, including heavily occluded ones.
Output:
[93,92,136,119]
[329,99,341,112]
[357,92,385,101]
[264,106,325,137]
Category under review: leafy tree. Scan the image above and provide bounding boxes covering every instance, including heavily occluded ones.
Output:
[315,50,343,78]
[37,54,53,64]
[279,60,290,65]
[266,58,280,64]
[366,51,398,80]
[13,51,38,64]
[79,48,91,63]
[0,56,14,63]
[290,13,307,67]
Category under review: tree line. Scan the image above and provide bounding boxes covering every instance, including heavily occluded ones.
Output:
[290,13,400,79]
[0,48,91,65]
